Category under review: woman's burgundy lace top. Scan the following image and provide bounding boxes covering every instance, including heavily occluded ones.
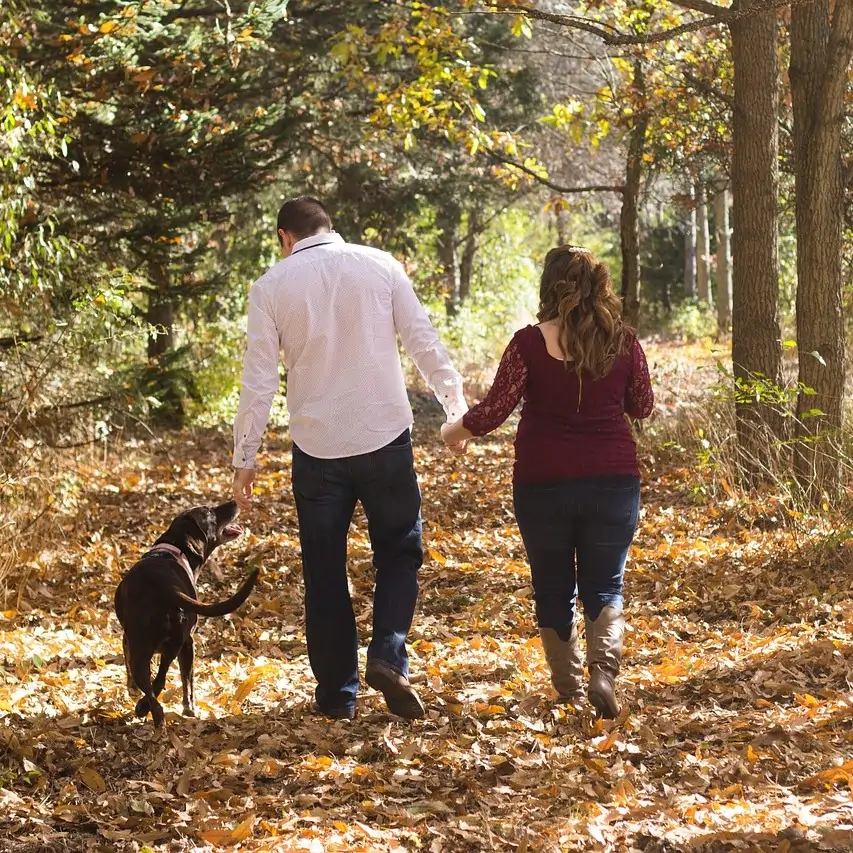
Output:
[462,325,654,484]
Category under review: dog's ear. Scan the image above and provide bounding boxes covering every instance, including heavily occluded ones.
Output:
[184,535,206,559]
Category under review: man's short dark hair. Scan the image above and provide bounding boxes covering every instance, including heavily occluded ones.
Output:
[277,196,332,242]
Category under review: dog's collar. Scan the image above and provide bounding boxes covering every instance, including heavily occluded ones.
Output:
[144,543,195,584]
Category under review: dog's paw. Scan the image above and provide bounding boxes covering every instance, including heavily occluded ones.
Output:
[134,697,150,718]
[182,707,196,718]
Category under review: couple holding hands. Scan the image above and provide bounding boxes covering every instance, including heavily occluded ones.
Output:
[231,197,653,722]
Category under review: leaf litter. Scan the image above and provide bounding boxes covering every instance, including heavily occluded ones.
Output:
[2,343,853,852]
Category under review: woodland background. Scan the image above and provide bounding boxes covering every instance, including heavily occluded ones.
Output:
[3,2,853,852]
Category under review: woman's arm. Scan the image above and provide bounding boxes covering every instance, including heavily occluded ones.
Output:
[625,335,654,419]
[441,335,529,445]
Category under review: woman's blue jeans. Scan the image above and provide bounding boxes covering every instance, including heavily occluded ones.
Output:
[513,475,640,641]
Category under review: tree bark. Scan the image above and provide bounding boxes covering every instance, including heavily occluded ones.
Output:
[789,0,853,501]
[714,180,733,335]
[146,262,174,359]
[684,183,697,299]
[620,60,647,330]
[729,2,784,474]
[459,206,481,305]
[145,260,184,427]
[556,204,569,245]
[695,180,711,304]
[437,204,461,317]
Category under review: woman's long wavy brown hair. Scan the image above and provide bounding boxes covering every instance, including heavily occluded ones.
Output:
[537,245,625,379]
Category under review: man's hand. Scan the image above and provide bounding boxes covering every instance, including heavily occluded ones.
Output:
[440,422,468,455]
[233,468,256,513]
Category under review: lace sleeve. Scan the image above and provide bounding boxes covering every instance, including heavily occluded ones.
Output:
[625,335,654,419]
[462,336,529,436]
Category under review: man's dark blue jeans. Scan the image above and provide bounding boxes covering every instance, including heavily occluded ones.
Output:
[513,475,640,640]
[291,429,423,714]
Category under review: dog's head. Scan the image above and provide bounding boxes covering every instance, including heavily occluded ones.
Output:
[163,500,243,562]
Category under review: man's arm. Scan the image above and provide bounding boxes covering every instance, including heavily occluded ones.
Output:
[233,283,281,475]
[390,262,467,422]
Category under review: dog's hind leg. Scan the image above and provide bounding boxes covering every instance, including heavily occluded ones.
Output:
[178,638,195,717]
[123,634,142,698]
[150,640,180,698]
[130,649,164,726]
[136,639,180,725]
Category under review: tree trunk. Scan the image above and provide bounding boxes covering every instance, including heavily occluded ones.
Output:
[789,0,853,502]
[145,260,184,428]
[696,180,711,305]
[437,204,461,317]
[459,206,481,305]
[556,204,569,245]
[683,183,697,299]
[146,262,174,359]
[620,60,647,330]
[714,180,733,336]
[729,3,784,475]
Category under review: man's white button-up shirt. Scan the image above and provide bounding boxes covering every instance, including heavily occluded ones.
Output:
[233,232,467,467]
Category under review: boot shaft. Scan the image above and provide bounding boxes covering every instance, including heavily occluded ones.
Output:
[584,605,625,719]
[539,626,584,703]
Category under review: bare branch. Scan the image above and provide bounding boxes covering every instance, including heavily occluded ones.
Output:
[669,0,732,19]
[488,152,624,195]
[485,2,722,45]
[683,70,734,108]
[486,0,817,46]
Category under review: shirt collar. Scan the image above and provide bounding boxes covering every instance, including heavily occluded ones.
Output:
[290,231,344,255]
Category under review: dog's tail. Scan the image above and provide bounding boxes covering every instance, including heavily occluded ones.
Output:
[174,569,259,617]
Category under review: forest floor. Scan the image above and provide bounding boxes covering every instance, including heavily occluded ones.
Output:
[2,340,853,853]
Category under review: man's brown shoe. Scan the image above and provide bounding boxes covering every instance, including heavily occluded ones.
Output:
[365,661,426,720]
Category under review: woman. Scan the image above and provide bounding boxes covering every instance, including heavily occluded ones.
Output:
[441,245,653,718]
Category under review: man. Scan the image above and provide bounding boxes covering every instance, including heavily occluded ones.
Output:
[232,196,467,720]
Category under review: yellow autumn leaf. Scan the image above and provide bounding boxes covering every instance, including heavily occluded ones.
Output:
[99,21,117,33]
[428,548,446,565]
[79,766,106,792]
[231,673,259,709]
[231,815,255,842]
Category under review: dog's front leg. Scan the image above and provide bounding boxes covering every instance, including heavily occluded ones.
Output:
[179,638,195,717]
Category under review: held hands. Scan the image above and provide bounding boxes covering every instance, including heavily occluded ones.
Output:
[441,421,469,455]
[233,468,256,513]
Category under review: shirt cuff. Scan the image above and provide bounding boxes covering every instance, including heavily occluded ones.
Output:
[232,449,256,469]
[439,383,468,423]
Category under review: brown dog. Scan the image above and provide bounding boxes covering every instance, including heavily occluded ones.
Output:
[114,500,258,726]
